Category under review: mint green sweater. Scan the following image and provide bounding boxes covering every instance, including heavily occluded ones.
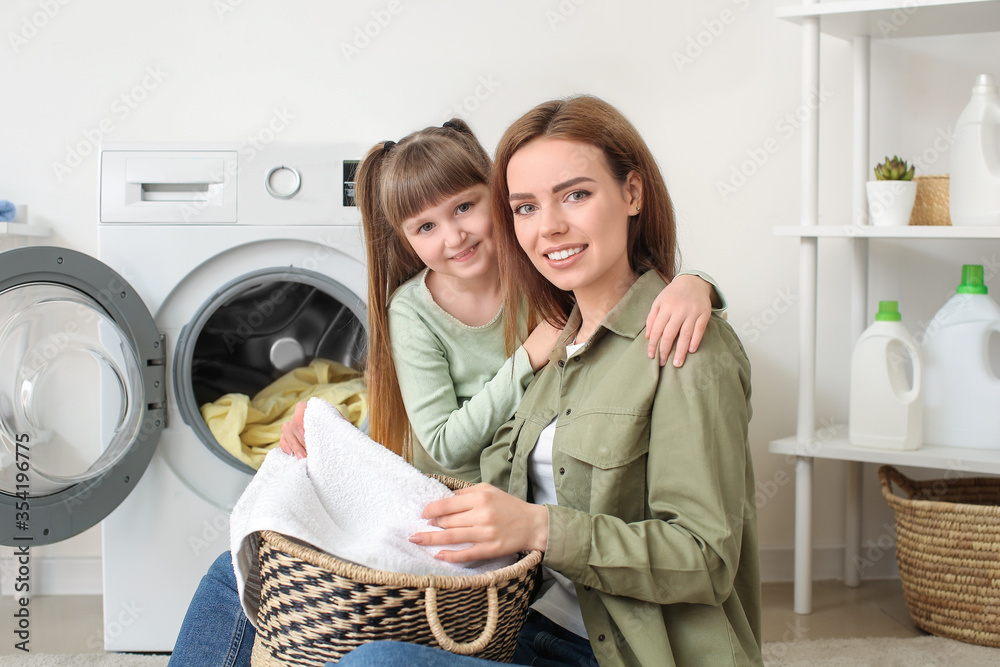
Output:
[388,269,533,482]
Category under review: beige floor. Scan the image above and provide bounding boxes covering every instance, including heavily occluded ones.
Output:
[0,580,921,655]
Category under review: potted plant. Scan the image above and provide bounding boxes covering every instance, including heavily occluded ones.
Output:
[867,156,917,226]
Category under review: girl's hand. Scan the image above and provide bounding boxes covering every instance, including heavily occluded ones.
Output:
[523,320,562,372]
[646,273,714,368]
[278,401,308,459]
[409,483,548,563]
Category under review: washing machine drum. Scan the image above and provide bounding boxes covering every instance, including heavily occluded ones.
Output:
[173,268,367,474]
[0,247,165,546]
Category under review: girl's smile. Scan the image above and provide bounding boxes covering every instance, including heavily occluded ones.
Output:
[450,241,480,262]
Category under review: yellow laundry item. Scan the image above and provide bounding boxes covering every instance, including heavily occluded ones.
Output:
[200,359,368,470]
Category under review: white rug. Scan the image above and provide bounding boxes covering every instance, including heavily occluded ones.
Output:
[0,656,167,666]
[1,636,997,665]
[762,635,1000,666]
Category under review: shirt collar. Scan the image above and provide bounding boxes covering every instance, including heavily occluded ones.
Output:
[549,270,667,361]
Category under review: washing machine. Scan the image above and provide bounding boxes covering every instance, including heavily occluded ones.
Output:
[0,142,370,651]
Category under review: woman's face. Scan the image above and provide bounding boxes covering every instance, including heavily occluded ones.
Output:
[507,138,639,302]
[399,183,496,281]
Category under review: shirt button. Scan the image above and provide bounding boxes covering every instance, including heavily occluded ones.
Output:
[583,585,591,591]
[574,356,582,362]
[598,634,606,642]
[565,408,571,416]
[557,360,565,368]
[559,467,565,475]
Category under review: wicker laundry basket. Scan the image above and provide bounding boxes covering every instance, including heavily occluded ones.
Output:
[250,476,542,666]
[878,465,1000,647]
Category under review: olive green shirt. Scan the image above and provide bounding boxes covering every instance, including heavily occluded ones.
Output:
[481,271,762,666]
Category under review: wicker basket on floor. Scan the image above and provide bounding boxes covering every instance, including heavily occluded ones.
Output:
[878,465,1000,648]
[249,476,542,666]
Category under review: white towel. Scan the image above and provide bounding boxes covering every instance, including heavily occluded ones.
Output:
[230,397,514,628]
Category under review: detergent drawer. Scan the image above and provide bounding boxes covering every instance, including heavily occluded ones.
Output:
[101,150,238,223]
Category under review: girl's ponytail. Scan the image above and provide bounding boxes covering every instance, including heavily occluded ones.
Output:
[357,142,422,461]
[357,120,492,461]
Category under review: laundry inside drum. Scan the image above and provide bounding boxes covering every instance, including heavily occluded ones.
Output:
[188,278,368,470]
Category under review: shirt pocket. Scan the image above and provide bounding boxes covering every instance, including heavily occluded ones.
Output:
[557,410,649,522]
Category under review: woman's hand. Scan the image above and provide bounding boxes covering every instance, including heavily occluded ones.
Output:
[278,401,308,459]
[410,483,548,563]
[646,273,714,368]
[522,320,562,372]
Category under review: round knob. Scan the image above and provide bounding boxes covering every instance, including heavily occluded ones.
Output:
[265,166,302,199]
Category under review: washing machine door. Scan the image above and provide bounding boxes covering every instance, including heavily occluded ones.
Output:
[0,247,165,546]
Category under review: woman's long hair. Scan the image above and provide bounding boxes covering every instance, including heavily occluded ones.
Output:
[357,119,492,460]
[490,96,679,354]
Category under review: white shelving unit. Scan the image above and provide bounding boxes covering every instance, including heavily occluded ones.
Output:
[0,206,51,239]
[772,0,1000,615]
[771,426,1000,475]
[0,222,51,238]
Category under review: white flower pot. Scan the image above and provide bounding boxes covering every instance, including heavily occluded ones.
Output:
[867,181,918,226]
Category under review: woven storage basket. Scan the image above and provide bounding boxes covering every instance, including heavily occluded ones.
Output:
[878,465,1000,647]
[910,175,951,226]
[250,476,542,666]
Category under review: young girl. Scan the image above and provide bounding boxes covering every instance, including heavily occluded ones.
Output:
[171,118,723,667]
[339,98,761,667]
[280,119,725,483]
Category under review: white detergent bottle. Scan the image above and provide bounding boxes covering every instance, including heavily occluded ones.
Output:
[950,74,1000,225]
[922,265,1000,449]
[849,301,922,451]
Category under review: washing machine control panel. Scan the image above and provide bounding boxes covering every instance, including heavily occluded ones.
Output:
[343,160,359,207]
[101,143,367,225]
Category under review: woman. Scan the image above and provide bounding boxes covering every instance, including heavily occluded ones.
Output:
[342,96,761,666]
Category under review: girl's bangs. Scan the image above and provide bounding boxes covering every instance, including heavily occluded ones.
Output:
[381,140,488,227]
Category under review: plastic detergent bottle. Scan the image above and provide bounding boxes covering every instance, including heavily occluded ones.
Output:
[950,74,1000,225]
[922,265,1000,449]
[849,301,922,450]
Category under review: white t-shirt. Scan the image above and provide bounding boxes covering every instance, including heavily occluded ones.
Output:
[528,342,589,639]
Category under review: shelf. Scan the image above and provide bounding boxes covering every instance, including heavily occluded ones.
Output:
[770,425,1000,474]
[776,0,1000,40]
[0,222,51,238]
[774,224,1000,238]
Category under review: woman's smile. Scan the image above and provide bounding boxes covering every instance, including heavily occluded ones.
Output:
[543,244,587,265]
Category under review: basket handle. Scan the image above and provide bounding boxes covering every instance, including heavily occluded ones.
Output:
[878,465,919,500]
[424,584,499,656]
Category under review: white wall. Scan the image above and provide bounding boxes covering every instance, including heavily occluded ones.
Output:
[1,0,998,593]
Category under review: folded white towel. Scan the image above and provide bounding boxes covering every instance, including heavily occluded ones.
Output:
[230,397,513,628]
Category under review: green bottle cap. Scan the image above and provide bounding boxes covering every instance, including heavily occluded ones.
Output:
[875,301,901,322]
[957,265,988,294]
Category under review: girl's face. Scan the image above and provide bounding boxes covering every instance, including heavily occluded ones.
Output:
[400,183,496,281]
[507,138,639,303]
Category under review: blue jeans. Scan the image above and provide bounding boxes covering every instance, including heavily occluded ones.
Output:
[169,551,255,667]
[335,612,598,667]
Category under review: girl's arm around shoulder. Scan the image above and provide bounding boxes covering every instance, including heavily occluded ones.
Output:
[646,270,728,368]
